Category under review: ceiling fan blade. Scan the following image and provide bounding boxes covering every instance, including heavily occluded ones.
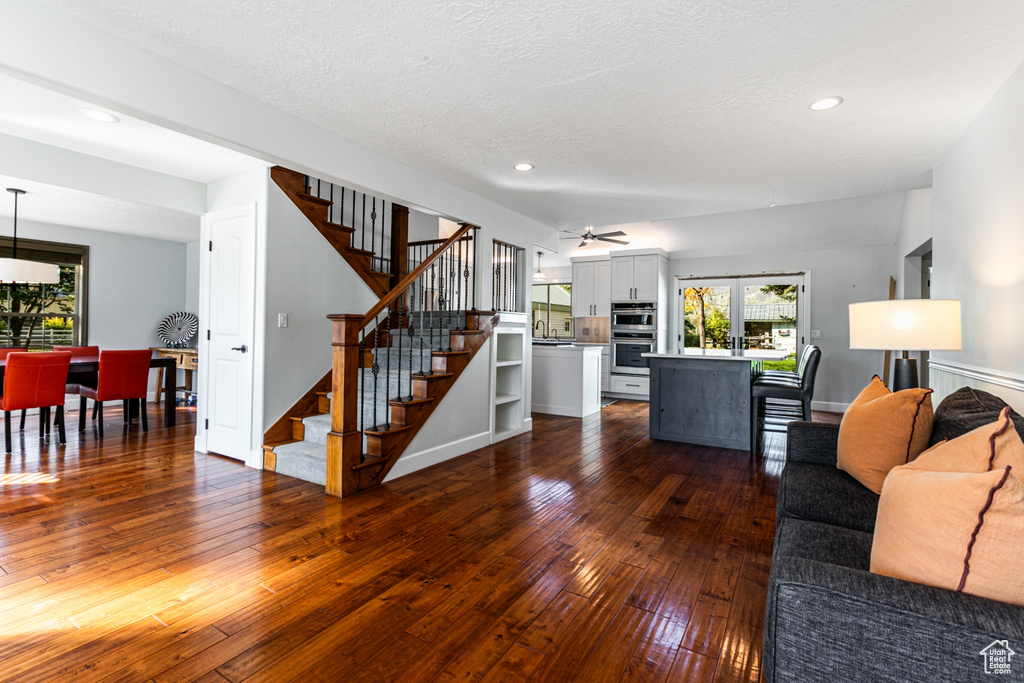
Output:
[559,234,581,239]
[598,237,630,245]
[579,240,588,248]
[594,231,626,238]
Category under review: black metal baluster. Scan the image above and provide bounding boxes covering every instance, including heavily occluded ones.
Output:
[381,200,387,271]
[397,297,404,403]
[362,194,367,252]
[456,238,463,328]
[492,243,498,312]
[329,183,333,224]
[359,332,365,438]
[428,255,436,374]
[339,186,345,227]
[372,320,380,429]
[405,297,413,401]
[447,247,455,350]
[385,305,391,429]
[513,246,519,311]
[464,236,471,319]
[471,231,478,311]
[371,198,378,269]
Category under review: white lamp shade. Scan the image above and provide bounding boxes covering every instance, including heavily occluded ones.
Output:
[849,299,961,351]
[0,258,60,284]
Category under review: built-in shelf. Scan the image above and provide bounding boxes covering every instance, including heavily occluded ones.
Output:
[491,324,529,443]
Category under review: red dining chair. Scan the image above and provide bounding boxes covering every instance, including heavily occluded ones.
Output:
[78,350,152,437]
[0,351,72,453]
[1,348,31,431]
[53,346,101,423]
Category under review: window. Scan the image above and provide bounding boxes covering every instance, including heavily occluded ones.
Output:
[531,283,574,338]
[0,238,88,349]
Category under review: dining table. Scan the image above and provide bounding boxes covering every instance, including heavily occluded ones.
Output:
[0,354,178,427]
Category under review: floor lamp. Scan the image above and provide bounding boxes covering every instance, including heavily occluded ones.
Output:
[849,299,962,391]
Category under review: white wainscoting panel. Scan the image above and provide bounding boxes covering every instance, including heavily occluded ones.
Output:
[928,360,1024,413]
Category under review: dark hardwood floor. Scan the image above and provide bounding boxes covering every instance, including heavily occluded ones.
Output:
[0,399,801,682]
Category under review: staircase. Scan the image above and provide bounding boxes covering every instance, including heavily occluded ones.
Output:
[266,312,494,489]
[261,191,492,497]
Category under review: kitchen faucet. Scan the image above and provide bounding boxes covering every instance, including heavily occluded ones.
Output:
[534,319,548,339]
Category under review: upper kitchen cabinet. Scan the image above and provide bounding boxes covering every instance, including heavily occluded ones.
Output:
[571,258,611,317]
[610,250,668,302]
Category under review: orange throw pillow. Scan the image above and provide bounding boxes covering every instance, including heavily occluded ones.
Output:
[836,375,934,493]
[871,408,1024,606]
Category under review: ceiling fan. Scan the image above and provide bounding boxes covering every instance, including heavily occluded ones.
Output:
[560,227,630,248]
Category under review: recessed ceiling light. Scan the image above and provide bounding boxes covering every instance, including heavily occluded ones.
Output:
[513,163,534,172]
[79,108,120,123]
[809,96,843,111]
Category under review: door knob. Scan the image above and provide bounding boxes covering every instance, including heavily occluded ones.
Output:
[231,345,248,353]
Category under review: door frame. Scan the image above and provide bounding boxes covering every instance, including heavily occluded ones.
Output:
[675,273,810,356]
[195,203,259,465]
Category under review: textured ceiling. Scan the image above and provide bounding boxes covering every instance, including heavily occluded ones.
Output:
[33,0,1024,232]
[0,175,199,242]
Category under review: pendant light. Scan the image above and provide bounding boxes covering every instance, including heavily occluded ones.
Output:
[0,189,60,284]
[532,251,545,280]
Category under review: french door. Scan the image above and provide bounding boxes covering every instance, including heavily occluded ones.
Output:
[677,275,807,368]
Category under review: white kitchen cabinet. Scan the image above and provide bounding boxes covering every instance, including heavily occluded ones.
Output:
[610,251,667,302]
[571,259,611,317]
[632,254,660,300]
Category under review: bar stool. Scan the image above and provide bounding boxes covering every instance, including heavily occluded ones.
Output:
[758,344,813,384]
[0,351,72,453]
[751,345,821,453]
[78,350,152,438]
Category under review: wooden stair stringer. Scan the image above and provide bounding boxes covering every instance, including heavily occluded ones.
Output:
[263,369,332,470]
[354,313,499,491]
[270,165,391,298]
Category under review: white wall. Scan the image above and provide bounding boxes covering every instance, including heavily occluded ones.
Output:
[385,339,492,481]
[669,244,896,410]
[928,60,1024,376]
[894,188,932,299]
[184,241,200,314]
[262,175,379,433]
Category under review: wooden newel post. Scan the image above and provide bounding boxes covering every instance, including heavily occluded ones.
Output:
[326,314,364,497]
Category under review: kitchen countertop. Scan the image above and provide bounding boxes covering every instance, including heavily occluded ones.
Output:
[643,349,790,361]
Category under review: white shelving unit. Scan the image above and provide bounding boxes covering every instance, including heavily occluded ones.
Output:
[490,313,531,442]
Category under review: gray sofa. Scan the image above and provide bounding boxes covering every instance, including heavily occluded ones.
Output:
[763,388,1024,683]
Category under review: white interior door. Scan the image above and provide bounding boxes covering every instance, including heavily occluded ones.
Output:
[202,205,256,460]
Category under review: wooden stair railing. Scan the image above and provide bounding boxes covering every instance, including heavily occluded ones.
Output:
[326,222,490,497]
[270,166,408,297]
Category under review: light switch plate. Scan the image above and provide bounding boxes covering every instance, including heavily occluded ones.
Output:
[810,329,821,339]
[278,313,288,328]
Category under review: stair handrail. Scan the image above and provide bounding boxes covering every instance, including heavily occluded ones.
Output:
[360,222,478,328]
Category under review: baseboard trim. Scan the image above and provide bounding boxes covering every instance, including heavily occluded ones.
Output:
[812,401,849,414]
[383,430,491,482]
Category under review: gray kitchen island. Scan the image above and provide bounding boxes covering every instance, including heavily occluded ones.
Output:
[643,349,789,451]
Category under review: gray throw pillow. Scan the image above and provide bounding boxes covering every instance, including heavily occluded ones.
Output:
[930,386,1024,445]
